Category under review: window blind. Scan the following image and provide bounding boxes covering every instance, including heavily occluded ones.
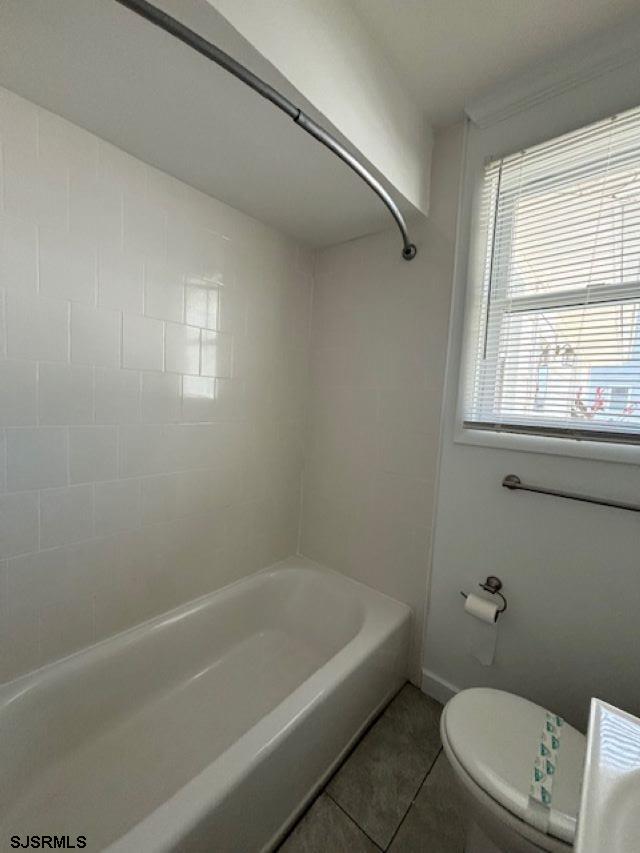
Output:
[464,104,640,443]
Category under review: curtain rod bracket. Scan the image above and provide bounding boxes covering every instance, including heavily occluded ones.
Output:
[114,0,417,261]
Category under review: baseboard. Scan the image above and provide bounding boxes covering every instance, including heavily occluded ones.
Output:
[421,667,460,705]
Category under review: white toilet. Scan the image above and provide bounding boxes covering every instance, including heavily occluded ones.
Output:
[441,688,586,852]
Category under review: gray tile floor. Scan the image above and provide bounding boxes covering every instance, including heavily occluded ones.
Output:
[278,684,466,852]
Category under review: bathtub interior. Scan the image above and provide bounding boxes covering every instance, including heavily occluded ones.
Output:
[1,566,367,848]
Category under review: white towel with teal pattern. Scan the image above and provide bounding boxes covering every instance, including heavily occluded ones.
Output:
[526,711,564,833]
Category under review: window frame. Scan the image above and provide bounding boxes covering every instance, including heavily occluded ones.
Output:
[452,83,640,466]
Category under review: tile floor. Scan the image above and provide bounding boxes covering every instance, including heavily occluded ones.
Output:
[278,683,466,852]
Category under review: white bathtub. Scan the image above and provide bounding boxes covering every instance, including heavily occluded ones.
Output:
[1,558,411,852]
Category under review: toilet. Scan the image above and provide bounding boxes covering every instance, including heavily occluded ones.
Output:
[440,688,586,853]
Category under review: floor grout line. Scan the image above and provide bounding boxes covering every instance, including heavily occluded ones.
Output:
[324,791,385,852]
[275,684,409,851]
[278,685,445,853]
[383,747,443,851]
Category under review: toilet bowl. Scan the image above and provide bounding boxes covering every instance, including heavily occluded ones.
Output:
[440,688,586,853]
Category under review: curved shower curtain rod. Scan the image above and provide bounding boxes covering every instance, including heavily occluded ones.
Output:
[114,0,417,260]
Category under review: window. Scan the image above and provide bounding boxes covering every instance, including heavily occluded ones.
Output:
[464,105,640,444]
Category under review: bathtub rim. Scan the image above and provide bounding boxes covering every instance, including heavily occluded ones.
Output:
[2,556,412,852]
[104,565,411,852]
[0,555,408,704]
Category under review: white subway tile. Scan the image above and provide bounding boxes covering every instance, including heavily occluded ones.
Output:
[98,248,143,314]
[146,165,184,211]
[99,141,146,196]
[9,543,95,664]
[380,428,436,481]
[39,108,96,174]
[39,598,94,665]
[181,375,217,423]
[218,285,247,335]
[0,601,41,683]
[40,484,94,549]
[141,473,178,525]
[0,87,315,681]
[94,367,140,424]
[0,492,39,558]
[38,363,93,426]
[185,282,219,329]
[0,87,37,151]
[69,426,117,484]
[0,289,6,357]
[2,111,68,228]
[66,536,118,603]
[0,430,6,493]
[170,226,230,285]
[283,276,312,350]
[213,378,242,421]
[141,371,180,423]
[122,314,163,371]
[370,471,434,531]
[71,303,121,367]
[199,231,232,286]
[119,424,172,477]
[6,292,69,362]
[144,259,184,323]
[379,386,441,435]
[123,191,167,258]
[6,546,66,610]
[94,479,141,536]
[7,427,67,491]
[165,322,200,374]
[39,227,96,304]
[201,330,233,378]
[69,165,123,251]
[0,361,37,427]
[0,214,37,292]
[175,469,211,516]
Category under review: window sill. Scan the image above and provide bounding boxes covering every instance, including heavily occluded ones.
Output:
[454,424,640,466]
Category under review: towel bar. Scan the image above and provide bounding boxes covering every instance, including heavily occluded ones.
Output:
[502,474,640,513]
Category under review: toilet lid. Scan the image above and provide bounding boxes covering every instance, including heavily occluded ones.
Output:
[442,688,586,844]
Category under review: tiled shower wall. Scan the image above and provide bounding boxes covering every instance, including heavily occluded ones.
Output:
[0,87,313,683]
[300,125,464,678]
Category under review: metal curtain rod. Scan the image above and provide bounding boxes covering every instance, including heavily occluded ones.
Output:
[502,474,640,514]
[113,0,418,261]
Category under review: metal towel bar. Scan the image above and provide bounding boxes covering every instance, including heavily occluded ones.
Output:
[502,474,640,513]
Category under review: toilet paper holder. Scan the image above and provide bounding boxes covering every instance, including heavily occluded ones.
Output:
[460,575,508,618]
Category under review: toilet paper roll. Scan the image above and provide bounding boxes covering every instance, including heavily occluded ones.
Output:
[464,593,499,666]
[464,593,499,623]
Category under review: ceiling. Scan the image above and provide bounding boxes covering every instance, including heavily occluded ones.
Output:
[350,0,640,126]
[2,0,638,250]
[0,0,416,249]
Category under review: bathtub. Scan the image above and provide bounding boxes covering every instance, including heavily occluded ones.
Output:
[1,558,411,852]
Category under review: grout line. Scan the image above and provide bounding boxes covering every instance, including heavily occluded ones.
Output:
[294,255,315,558]
[36,488,42,552]
[384,747,443,851]
[91,481,96,539]
[275,682,407,851]
[324,791,384,851]
[0,139,5,214]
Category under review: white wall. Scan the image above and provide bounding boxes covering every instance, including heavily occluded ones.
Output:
[0,87,313,683]
[425,52,640,730]
[425,440,640,729]
[299,125,464,678]
[209,0,432,215]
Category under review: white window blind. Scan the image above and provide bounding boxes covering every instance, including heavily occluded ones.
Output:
[465,105,640,443]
